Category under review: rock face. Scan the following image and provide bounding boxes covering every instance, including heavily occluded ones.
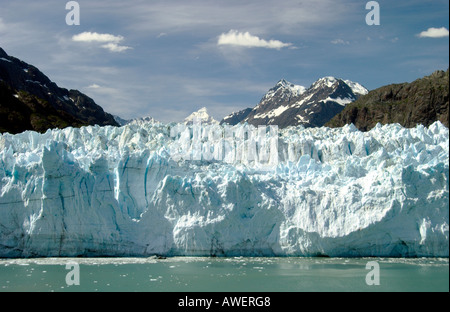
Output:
[221,77,368,128]
[220,108,253,126]
[326,70,449,131]
[0,47,118,134]
[0,120,448,258]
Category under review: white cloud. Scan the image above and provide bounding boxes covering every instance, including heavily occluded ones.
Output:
[72,31,132,52]
[72,32,124,43]
[331,39,349,45]
[417,27,449,38]
[217,30,292,50]
[87,84,101,89]
[101,43,132,53]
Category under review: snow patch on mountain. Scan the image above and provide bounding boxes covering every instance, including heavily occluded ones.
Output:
[221,77,369,128]
[344,79,369,96]
[312,76,338,89]
[263,79,307,100]
[185,107,219,125]
[320,96,355,106]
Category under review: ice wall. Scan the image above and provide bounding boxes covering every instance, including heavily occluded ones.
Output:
[0,121,448,257]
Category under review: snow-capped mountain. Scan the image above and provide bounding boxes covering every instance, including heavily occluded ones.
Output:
[221,77,368,128]
[184,107,219,125]
[262,79,307,100]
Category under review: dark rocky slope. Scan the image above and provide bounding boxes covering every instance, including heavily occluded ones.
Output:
[0,47,118,134]
[326,70,449,131]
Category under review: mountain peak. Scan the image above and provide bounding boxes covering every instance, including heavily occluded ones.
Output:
[265,79,307,100]
[312,76,339,89]
[275,79,292,87]
[221,75,368,128]
[311,76,368,96]
[184,107,219,125]
[0,47,8,58]
[343,79,369,96]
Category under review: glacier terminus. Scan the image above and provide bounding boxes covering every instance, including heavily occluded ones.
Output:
[0,120,448,257]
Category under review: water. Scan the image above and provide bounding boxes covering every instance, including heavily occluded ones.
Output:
[0,257,448,292]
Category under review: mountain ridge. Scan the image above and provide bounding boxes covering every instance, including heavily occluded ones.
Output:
[221,77,368,128]
[326,69,449,131]
[0,47,119,134]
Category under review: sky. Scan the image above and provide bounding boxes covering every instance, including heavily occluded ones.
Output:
[0,0,448,123]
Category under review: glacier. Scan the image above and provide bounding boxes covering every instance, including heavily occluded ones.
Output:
[0,120,448,258]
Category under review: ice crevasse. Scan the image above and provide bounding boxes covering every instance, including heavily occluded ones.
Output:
[0,120,448,257]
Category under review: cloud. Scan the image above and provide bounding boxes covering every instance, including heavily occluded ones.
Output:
[417,27,449,38]
[331,39,349,45]
[217,30,292,49]
[72,32,124,43]
[101,43,132,53]
[87,84,101,89]
[72,31,132,52]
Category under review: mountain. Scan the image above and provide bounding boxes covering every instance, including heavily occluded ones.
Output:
[113,115,131,126]
[184,107,219,125]
[326,69,449,131]
[0,47,118,134]
[221,77,368,128]
[220,108,253,126]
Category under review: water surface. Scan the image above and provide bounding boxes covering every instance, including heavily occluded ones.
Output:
[0,257,448,292]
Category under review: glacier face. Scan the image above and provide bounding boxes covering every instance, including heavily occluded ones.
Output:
[0,120,448,257]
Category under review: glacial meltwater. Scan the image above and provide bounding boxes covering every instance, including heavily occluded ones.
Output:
[0,257,448,292]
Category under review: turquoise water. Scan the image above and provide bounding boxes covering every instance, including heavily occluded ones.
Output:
[0,257,448,292]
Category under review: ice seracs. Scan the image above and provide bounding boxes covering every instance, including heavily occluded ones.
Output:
[0,121,448,257]
[113,115,160,126]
